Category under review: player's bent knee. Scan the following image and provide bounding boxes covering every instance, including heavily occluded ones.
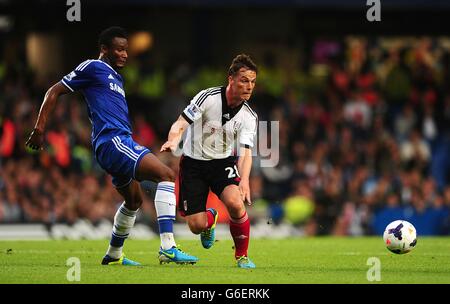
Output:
[157,167,176,183]
[226,199,245,219]
[224,197,244,211]
[186,219,204,234]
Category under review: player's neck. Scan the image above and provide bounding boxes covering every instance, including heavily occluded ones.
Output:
[225,85,244,108]
[98,55,117,71]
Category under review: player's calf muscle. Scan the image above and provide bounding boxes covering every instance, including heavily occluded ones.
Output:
[123,198,142,211]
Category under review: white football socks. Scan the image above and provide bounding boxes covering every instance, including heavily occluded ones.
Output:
[154,181,177,250]
[106,202,137,259]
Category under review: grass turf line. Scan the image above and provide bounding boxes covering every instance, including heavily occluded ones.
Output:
[1,237,449,284]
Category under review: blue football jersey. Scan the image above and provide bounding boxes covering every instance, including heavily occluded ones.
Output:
[61,59,132,151]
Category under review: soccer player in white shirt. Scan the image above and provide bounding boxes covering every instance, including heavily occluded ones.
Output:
[161,54,258,268]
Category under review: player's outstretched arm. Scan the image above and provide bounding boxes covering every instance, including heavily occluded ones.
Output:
[238,146,253,205]
[160,115,190,153]
[25,82,71,150]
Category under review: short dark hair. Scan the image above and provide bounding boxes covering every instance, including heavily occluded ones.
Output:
[98,26,128,49]
[228,54,258,76]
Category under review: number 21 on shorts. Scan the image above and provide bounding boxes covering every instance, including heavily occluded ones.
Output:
[225,165,240,178]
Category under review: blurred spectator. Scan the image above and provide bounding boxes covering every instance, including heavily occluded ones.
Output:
[400,129,431,172]
[394,104,417,142]
[343,90,372,129]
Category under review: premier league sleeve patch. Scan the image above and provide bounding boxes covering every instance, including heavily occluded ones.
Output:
[64,71,77,81]
[183,103,202,122]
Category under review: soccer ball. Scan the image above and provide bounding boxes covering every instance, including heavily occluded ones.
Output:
[383,220,417,254]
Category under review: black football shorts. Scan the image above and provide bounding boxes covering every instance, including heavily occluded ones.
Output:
[178,155,241,216]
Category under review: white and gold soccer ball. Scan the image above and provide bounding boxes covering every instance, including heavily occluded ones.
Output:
[383,220,417,254]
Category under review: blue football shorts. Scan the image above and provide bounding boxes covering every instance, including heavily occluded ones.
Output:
[95,135,151,188]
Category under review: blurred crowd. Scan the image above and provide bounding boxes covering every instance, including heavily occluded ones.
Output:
[1,36,450,236]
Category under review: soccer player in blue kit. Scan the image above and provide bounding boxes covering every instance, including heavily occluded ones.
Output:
[25,26,198,265]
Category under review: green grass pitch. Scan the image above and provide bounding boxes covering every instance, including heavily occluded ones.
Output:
[1,237,449,284]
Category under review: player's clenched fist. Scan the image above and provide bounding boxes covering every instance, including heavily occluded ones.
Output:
[25,128,44,151]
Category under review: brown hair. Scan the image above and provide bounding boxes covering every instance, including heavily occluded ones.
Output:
[228,54,258,76]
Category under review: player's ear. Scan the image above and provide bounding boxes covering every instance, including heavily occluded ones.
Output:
[100,44,108,55]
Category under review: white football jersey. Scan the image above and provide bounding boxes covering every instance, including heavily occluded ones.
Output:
[181,86,257,160]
